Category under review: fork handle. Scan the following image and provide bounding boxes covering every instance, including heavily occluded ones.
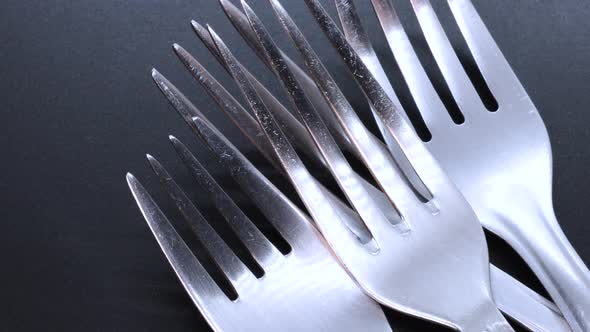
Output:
[490,265,571,332]
[502,208,590,332]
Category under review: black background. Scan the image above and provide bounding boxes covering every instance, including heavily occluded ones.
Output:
[2,0,590,331]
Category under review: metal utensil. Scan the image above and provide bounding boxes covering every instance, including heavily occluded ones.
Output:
[204,1,513,329]
[152,62,569,331]
[151,2,571,328]
[126,133,392,331]
[332,0,589,330]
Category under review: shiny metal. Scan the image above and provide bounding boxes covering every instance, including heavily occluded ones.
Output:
[151,67,374,244]
[153,8,571,331]
[216,0,432,206]
[211,1,512,329]
[153,61,571,332]
[333,0,589,330]
[126,135,392,331]
[216,0,354,153]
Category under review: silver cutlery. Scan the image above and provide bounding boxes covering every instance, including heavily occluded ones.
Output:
[330,0,590,330]
[126,132,392,331]
[128,0,588,330]
[167,0,572,330]
[203,1,511,328]
[152,65,569,331]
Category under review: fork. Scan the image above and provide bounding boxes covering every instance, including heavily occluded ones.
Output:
[209,0,586,325]
[326,0,589,330]
[153,3,571,330]
[151,63,570,331]
[201,1,516,329]
[126,132,392,331]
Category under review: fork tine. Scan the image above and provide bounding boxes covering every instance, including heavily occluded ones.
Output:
[171,45,280,166]
[190,19,306,133]
[369,0,455,132]
[215,1,356,153]
[151,68,208,130]
[168,135,283,270]
[146,154,257,291]
[126,173,231,311]
[173,41,325,170]
[190,114,325,254]
[293,0,444,195]
[334,0,408,121]
[410,0,487,116]
[186,19,408,232]
[153,65,269,160]
[206,25,372,259]
[152,56,374,244]
[192,16,417,217]
[191,20,337,158]
[241,0,399,237]
[335,0,432,195]
[218,0,268,66]
[269,0,433,207]
[446,0,528,106]
[191,20,226,65]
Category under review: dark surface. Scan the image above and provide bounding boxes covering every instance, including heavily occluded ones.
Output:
[1,0,589,331]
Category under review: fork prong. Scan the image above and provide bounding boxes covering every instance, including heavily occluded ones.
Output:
[446,0,527,106]
[369,0,455,133]
[193,22,338,170]
[191,19,304,128]
[206,25,372,259]
[335,0,427,190]
[334,0,407,119]
[186,24,407,235]
[154,48,375,243]
[152,65,281,169]
[218,0,268,66]
[241,0,399,237]
[146,154,256,290]
[151,68,207,130]
[293,0,445,196]
[171,44,280,167]
[191,20,225,65]
[190,115,324,254]
[126,173,231,310]
[174,37,323,171]
[216,1,356,153]
[269,0,433,206]
[410,0,487,116]
[169,135,284,270]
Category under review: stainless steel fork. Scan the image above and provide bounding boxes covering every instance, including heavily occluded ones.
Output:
[151,2,572,329]
[328,0,589,330]
[201,1,513,329]
[152,63,570,331]
[126,134,391,331]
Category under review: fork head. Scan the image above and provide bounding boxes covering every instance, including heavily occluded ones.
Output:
[331,0,590,330]
[126,131,390,331]
[382,0,552,238]
[205,1,509,329]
